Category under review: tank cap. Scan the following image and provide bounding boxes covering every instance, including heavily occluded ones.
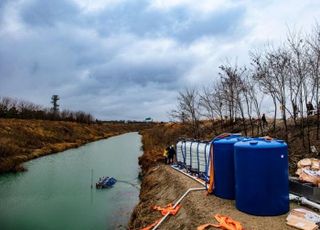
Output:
[249,141,258,145]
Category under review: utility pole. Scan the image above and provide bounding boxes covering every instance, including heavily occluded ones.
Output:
[51,95,60,114]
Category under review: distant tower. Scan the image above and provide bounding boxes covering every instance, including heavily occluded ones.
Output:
[51,95,60,113]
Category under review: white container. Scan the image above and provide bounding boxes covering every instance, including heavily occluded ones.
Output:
[191,142,199,170]
[175,139,213,182]
[198,143,211,174]
[185,141,193,167]
[176,141,186,164]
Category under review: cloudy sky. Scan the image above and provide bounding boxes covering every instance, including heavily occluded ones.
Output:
[0,0,319,121]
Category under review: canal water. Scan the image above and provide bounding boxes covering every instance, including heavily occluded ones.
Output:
[0,132,142,230]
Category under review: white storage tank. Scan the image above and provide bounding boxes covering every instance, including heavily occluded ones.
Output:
[175,139,212,181]
[198,142,211,176]
[191,142,199,171]
[176,140,186,165]
[185,141,193,168]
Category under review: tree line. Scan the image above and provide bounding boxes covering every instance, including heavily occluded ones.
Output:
[0,96,95,124]
[172,23,320,151]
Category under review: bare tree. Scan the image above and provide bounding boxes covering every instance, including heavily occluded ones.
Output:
[307,23,320,139]
[199,82,224,131]
[199,86,215,131]
[0,96,95,123]
[287,30,311,148]
[171,88,200,138]
[242,72,264,136]
[251,46,291,139]
[219,63,248,135]
[0,97,11,117]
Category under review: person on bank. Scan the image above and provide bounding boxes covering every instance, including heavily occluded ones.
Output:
[163,146,170,164]
[261,113,268,128]
[307,101,314,116]
[168,145,176,164]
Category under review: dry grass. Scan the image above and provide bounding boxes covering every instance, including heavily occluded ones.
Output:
[0,118,152,173]
[139,118,320,174]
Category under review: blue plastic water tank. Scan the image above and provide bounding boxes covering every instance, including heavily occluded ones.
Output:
[213,134,242,199]
[234,139,289,216]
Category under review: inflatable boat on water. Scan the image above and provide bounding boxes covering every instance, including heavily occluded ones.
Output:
[96,176,117,189]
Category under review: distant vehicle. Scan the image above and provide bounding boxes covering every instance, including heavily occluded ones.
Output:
[96,176,117,189]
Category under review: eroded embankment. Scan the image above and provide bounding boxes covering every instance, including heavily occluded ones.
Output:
[0,119,149,173]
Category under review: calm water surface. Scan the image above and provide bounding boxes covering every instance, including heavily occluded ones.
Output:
[0,132,142,230]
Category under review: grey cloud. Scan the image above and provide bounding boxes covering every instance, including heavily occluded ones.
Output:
[97,2,189,38]
[58,82,177,120]
[0,0,9,19]
[94,1,247,42]
[20,0,79,27]
[175,7,247,42]
[1,0,317,120]
[91,54,191,88]
[0,0,249,120]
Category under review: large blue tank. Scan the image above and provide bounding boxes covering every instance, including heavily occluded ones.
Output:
[234,139,289,216]
[213,134,242,199]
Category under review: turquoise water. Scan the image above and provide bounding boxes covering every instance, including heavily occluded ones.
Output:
[0,132,142,230]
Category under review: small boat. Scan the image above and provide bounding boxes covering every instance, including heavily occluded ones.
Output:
[96,176,117,189]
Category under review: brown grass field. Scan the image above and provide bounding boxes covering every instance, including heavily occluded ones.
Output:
[0,118,152,173]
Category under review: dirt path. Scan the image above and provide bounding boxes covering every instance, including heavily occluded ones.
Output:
[131,165,303,230]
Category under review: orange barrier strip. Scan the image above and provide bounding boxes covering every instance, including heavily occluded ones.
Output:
[197,214,244,230]
[207,133,231,194]
[207,143,215,194]
[140,203,182,230]
[153,203,181,216]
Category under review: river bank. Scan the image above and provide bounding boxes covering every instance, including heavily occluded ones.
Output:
[129,121,319,229]
[0,119,151,173]
[130,164,298,229]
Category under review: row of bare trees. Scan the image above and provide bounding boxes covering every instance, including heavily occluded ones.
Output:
[0,97,95,124]
[172,24,320,151]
